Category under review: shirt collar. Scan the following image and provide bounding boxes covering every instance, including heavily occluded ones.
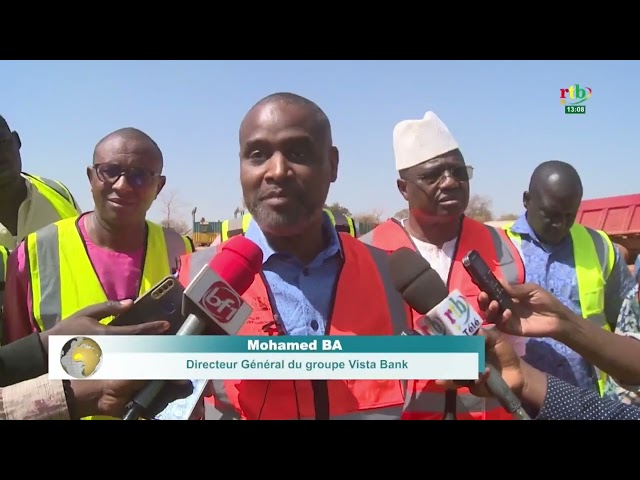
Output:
[244,210,343,264]
[510,212,571,250]
[510,212,536,238]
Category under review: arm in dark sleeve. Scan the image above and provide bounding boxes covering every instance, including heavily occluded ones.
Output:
[0,332,47,387]
[537,375,640,420]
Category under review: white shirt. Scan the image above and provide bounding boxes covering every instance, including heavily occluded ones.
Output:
[401,218,526,356]
[402,218,456,283]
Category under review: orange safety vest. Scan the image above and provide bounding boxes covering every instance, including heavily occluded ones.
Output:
[178,233,461,420]
[359,216,526,420]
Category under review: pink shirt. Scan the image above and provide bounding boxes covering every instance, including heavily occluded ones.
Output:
[3,213,144,343]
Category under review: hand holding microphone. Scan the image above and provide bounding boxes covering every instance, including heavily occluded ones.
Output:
[477,280,578,339]
[122,236,263,421]
[387,248,531,420]
[437,327,529,403]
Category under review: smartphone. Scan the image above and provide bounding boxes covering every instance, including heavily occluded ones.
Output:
[462,250,516,313]
[146,379,211,420]
[111,277,208,420]
[110,276,185,335]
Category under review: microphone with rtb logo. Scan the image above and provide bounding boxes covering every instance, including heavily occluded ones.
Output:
[122,236,263,420]
[419,290,483,337]
[388,247,531,421]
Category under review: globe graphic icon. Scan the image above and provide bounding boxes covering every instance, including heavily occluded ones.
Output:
[60,337,103,379]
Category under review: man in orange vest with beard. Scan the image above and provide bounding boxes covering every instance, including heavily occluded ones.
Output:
[360,111,526,420]
[176,92,462,420]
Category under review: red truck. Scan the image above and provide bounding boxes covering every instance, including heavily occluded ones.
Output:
[576,194,640,273]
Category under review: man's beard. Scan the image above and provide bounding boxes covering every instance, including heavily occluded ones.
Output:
[247,197,317,234]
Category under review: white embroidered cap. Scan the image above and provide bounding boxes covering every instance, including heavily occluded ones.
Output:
[393,111,460,171]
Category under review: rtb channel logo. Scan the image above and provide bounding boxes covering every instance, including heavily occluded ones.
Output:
[560,83,592,115]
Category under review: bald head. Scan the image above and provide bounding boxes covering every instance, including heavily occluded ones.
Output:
[93,127,163,170]
[0,114,21,186]
[240,92,332,146]
[238,92,339,238]
[524,160,583,245]
[529,160,582,199]
[0,115,10,133]
[88,127,166,230]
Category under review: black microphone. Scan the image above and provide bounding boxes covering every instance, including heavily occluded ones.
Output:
[388,247,531,421]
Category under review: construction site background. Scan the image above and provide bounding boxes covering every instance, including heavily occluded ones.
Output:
[185,193,639,276]
[190,218,378,247]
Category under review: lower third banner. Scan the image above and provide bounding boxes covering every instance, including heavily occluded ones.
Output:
[47,335,485,381]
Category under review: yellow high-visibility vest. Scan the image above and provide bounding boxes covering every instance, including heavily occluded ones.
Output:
[504,222,615,396]
[0,245,7,285]
[0,246,8,343]
[323,209,357,237]
[220,209,357,242]
[23,173,80,219]
[25,216,193,420]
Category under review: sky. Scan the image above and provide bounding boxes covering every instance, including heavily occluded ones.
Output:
[0,60,637,226]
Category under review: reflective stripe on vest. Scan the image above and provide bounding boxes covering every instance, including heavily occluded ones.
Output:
[504,222,615,396]
[359,217,525,420]
[177,235,413,420]
[324,210,356,237]
[0,246,7,285]
[26,217,192,331]
[221,214,252,242]
[22,173,79,219]
[0,246,8,343]
[221,210,357,241]
[25,217,192,420]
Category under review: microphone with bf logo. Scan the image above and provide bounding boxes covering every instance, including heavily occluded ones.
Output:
[122,236,264,420]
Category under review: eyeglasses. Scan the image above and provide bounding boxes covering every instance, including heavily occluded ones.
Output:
[91,163,160,188]
[415,165,474,186]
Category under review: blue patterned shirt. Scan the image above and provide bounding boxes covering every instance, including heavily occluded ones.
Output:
[510,214,636,394]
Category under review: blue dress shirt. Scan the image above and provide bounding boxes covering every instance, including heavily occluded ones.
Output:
[243,212,344,336]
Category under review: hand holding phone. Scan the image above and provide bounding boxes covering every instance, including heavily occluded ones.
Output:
[111,277,210,420]
[110,276,186,335]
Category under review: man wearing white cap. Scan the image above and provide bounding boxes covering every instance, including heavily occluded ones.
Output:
[360,111,526,420]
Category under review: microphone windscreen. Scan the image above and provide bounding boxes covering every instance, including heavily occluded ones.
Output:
[388,247,450,314]
[209,236,263,296]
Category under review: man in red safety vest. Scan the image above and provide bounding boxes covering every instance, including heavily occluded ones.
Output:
[359,111,526,420]
[177,93,479,420]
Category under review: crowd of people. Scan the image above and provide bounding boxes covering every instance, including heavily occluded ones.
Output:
[0,92,639,420]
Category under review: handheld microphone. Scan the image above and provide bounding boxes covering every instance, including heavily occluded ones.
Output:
[122,236,263,421]
[388,248,531,421]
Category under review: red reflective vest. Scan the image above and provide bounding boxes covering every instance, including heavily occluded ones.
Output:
[179,233,483,420]
[178,233,463,420]
[359,217,526,420]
